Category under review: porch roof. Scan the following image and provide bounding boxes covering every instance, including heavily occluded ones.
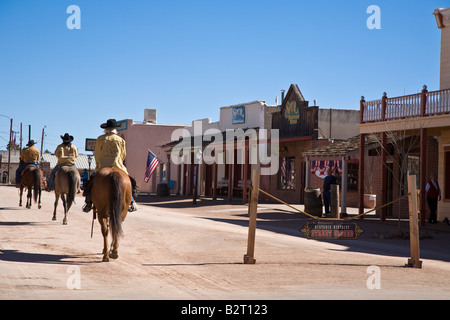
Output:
[303,135,380,158]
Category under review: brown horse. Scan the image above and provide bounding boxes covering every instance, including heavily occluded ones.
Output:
[19,165,42,209]
[52,166,81,225]
[91,167,132,262]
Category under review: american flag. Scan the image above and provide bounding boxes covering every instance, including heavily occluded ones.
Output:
[144,150,160,183]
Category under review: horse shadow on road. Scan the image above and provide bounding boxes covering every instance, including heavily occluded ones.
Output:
[0,249,101,265]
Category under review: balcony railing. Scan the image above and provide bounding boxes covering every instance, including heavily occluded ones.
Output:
[361,86,450,123]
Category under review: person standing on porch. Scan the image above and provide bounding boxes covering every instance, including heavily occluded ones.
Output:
[426,174,441,224]
[322,167,337,217]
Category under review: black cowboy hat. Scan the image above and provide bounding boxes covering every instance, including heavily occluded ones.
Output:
[100,119,121,129]
[26,140,36,147]
[60,133,74,143]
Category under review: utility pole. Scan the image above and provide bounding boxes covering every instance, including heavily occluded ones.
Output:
[40,126,46,161]
[7,118,13,184]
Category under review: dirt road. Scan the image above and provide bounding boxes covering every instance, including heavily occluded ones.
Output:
[1,185,450,301]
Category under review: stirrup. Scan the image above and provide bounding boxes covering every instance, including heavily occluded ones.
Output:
[82,202,92,213]
[128,201,138,212]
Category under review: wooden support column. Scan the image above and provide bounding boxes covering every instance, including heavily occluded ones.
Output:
[380,132,387,221]
[358,134,365,216]
[227,162,233,202]
[420,128,427,226]
[359,96,366,217]
[340,156,347,217]
[213,162,218,200]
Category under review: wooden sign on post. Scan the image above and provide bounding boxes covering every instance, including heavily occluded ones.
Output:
[300,221,364,240]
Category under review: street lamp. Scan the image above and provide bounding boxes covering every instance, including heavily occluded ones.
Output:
[193,148,202,205]
[87,154,92,178]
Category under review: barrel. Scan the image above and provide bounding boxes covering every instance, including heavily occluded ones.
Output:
[156,183,169,197]
[304,188,322,217]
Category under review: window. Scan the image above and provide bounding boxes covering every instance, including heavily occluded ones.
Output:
[347,163,358,191]
[280,157,295,190]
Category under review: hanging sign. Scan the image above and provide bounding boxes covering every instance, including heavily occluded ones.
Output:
[300,221,364,240]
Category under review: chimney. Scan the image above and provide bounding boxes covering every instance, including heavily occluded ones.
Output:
[281,90,285,104]
[144,109,157,124]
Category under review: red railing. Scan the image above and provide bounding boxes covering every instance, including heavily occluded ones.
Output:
[361,86,450,123]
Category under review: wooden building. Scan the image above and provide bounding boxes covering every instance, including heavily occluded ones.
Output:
[267,84,360,204]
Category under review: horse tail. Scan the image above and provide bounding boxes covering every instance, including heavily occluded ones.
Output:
[32,168,40,203]
[109,171,124,238]
[67,169,76,210]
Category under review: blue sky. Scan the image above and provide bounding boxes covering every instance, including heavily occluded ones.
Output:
[0,0,447,152]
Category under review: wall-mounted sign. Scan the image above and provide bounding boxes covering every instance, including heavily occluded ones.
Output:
[300,221,364,240]
[232,106,245,124]
[85,138,96,152]
[117,119,128,131]
[284,100,300,125]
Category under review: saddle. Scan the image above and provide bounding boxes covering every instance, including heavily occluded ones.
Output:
[21,164,38,177]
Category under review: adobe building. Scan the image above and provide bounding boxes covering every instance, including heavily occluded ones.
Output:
[163,100,278,202]
[117,109,188,195]
[356,7,450,224]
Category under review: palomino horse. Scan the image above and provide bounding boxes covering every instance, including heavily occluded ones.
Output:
[52,165,81,225]
[19,165,42,209]
[91,167,132,262]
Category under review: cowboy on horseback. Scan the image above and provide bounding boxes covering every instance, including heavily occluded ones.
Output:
[82,119,138,212]
[15,140,40,187]
[47,133,79,191]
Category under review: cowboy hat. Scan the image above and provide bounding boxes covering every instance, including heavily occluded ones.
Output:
[26,140,36,147]
[100,119,121,129]
[60,133,74,143]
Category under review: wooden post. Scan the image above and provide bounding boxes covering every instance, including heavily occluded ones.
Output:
[407,175,422,268]
[330,184,340,219]
[244,169,260,264]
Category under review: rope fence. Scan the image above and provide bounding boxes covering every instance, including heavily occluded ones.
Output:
[256,187,411,222]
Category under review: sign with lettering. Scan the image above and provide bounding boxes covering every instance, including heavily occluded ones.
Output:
[300,221,364,240]
[284,100,300,125]
[232,106,245,124]
[85,138,96,152]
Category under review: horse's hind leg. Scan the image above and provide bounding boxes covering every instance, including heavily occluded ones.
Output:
[110,234,119,260]
[38,188,42,209]
[100,217,110,262]
[26,189,32,209]
[52,194,60,221]
[61,194,68,225]
[19,187,23,207]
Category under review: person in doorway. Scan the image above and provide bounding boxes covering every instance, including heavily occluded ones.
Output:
[425,174,441,224]
[47,133,78,191]
[82,119,137,213]
[322,167,337,217]
[15,140,40,187]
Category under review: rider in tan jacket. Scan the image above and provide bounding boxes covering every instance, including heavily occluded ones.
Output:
[47,133,78,190]
[15,140,40,186]
[83,119,137,212]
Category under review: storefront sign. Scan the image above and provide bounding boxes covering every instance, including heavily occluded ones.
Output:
[232,106,245,124]
[300,221,364,240]
[85,138,96,152]
[284,100,300,124]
